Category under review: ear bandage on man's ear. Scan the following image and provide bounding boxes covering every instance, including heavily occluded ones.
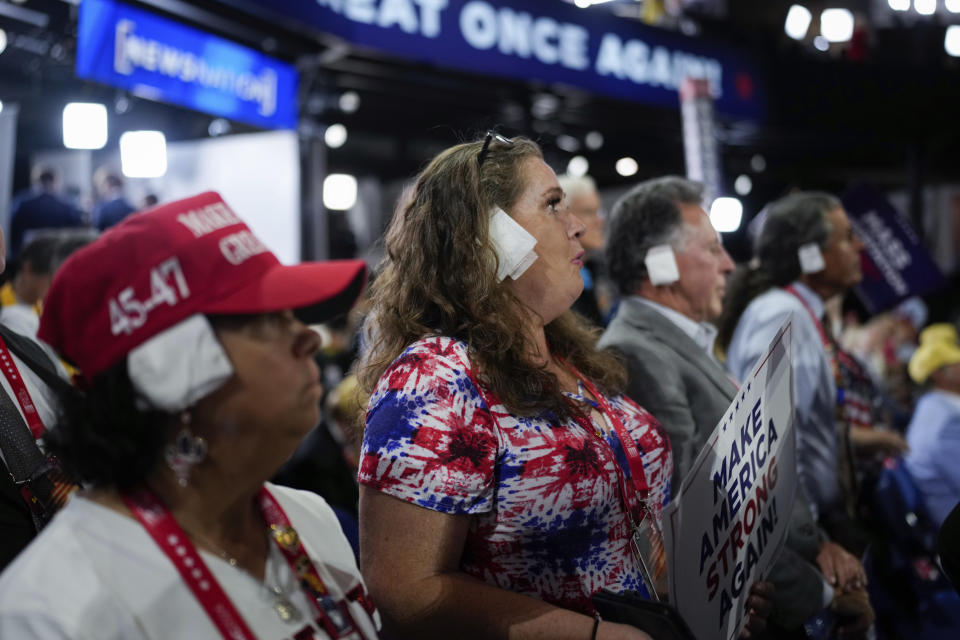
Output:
[798,243,826,274]
[644,244,680,285]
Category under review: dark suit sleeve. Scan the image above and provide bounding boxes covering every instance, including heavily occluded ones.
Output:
[616,344,700,493]
[764,487,828,629]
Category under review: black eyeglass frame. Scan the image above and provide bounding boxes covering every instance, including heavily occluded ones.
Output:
[477,131,514,168]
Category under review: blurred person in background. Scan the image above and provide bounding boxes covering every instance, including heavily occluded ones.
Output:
[720,192,903,555]
[599,176,872,639]
[0,192,378,640]
[0,233,60,316]
[92,166,136,231]
[357,133,770,639]
[0,224,77,573]
[274,373,367,558]
[0,229,98,338]
[558,174,608,326]
[904,323,960,527]
[842,297,928,431]
[8,165,84,261]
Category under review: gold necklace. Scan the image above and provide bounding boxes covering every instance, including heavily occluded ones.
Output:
[184,527,303,624]
[217,548,302,623]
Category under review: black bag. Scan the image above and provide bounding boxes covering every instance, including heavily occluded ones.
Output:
[592,590,696,640]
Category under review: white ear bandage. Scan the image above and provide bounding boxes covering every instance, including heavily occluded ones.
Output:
[489,207,538,281]
[798,243,826,274]
[128,314,234,413]
[644,244,680,285]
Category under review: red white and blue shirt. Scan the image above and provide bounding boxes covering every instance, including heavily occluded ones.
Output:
[359,337,672,614]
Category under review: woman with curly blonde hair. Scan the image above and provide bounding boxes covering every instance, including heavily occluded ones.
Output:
[356,133,673,640]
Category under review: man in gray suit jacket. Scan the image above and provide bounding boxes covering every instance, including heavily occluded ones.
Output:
[598,177,874,637]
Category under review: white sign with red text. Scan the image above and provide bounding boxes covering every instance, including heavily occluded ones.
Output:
[662,320,797,640]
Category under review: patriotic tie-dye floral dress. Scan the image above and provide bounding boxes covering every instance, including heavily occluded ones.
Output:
[360,337,672,615]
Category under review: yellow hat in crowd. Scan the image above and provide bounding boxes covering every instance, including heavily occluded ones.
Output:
[908,323,960,384]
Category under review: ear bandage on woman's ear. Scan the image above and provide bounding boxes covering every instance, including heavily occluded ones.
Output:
[128,314,234,413]
[489,207,538,281]
[644,244,680,285]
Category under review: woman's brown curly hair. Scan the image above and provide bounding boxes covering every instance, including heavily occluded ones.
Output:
[358,135,626,418]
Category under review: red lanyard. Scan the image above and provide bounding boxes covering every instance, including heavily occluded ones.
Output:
[554,358,653,525]
[0,335,45,439]
[784,285,842,388]
[123,486,371,640]
[573,374,651,495]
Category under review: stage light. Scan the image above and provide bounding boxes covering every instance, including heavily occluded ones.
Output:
[567,155,589,178]
[324,123,347,148]
[585,131,604,150]
[323,174,358,210]
[914,0,936,16]
[120,130,167,178]
[62,103,107,149]
[615,157,638,177]
[339,91,360,113]
[821,8,854,43]
[946,25,960,56]
[710,197,743,233]
[785,5,812,40]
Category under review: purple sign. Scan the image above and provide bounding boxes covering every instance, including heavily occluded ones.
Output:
[843,184,946,314]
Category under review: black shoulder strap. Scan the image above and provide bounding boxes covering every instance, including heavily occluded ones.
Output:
[0,324,75,398]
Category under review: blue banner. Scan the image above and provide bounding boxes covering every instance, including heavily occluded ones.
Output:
[843,184,946,314]
[219,0,763,119]
[76,0,298,129]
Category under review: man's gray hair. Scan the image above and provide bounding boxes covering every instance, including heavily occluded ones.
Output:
[557,174,597,201]
[605,176,704,295]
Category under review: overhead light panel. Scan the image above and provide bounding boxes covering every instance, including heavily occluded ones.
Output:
[946,25,960,56]
[785,5,812,40]
[947,0,960,12]
[120,130,168,178]
[63,102,108,149]
[820,8,854,43]
[0,28,7,55]
[710,197,743,233]
[323,174,358,210]
[888,0,910,9]
[914,0,936,15]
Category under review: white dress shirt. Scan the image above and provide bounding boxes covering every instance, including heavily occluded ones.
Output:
[726,281,841,521]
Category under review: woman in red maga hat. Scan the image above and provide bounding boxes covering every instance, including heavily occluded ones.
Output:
[0,192,379,640]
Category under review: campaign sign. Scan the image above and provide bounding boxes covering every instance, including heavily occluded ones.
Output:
[842,184,946,314]
[662,321,797,640]
[76,0,298,129]
[215,0,763,119]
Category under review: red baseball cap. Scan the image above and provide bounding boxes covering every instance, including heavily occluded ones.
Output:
[38,191,367,381]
